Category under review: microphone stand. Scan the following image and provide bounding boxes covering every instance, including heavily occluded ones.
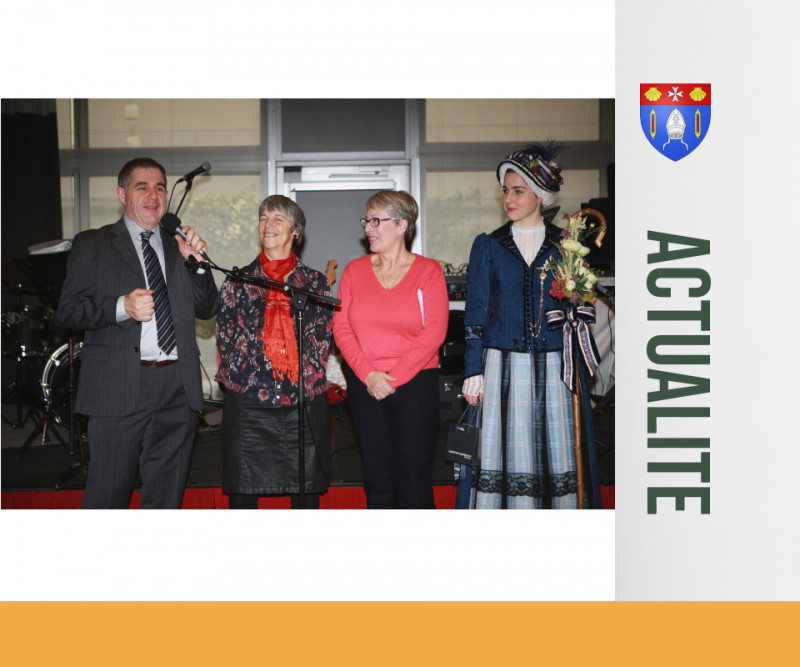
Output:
[170,177,194,218]
[191,254,339,509]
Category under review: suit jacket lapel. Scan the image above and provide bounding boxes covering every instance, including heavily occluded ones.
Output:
[112,218,181,281]
[111,218,145,279]
[161,228,181,280]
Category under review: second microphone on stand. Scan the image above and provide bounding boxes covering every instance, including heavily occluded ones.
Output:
[176,162,211,184]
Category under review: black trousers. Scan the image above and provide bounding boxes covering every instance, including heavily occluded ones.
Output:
[82,364,196,509]
[346,367,440,509]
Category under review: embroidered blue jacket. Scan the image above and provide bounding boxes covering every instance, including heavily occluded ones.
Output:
[463,220,565,378]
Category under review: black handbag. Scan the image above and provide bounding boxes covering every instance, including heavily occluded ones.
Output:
[444,404,481,467]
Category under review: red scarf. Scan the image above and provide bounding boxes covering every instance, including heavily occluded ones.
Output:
[259,250,299,383]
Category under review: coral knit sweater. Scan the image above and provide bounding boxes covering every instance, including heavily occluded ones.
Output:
[333,254,449,388]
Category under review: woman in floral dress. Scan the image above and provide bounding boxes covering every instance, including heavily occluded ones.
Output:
[215,195,333,509]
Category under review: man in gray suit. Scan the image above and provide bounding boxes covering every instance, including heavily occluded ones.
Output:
[56,157,219,509]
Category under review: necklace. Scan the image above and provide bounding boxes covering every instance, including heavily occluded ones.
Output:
[528,268,548,340]
[377,256,411,290]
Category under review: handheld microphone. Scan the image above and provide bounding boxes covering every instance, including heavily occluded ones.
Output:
[160,213,210,261]
[176,162,211,184]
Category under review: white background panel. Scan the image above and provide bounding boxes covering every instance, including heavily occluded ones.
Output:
[616,0,800,599]
[2,0,615,602]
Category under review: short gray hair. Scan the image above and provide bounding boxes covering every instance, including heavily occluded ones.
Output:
[258,195,307,242]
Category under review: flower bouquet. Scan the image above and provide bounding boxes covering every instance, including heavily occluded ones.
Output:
[544,212,601,305]
[544,208,606,394]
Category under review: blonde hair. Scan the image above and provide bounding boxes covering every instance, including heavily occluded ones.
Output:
[365,190,418,243]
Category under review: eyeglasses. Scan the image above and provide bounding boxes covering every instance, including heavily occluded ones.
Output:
[359,217,395,228]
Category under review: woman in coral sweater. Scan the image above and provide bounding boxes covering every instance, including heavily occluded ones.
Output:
[333,191,448,508]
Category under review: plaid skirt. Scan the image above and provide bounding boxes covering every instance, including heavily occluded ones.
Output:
[471,348,584,509]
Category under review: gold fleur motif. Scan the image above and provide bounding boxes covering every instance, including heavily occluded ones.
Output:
[689,87,707,101]
[644,87,662,101]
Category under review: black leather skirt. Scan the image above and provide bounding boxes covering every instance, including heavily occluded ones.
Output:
[221,391,330,495]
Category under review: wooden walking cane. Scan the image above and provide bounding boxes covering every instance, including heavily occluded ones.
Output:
[569,209,607,509]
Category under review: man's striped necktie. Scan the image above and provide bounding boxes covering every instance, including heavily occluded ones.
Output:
[140,230,177,354]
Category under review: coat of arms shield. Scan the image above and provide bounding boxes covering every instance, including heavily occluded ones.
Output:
[640,83,710,162]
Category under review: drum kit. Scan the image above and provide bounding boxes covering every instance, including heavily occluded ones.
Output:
[2,252,87,475]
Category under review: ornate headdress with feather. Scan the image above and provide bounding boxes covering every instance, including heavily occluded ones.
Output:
[497,141,566,206]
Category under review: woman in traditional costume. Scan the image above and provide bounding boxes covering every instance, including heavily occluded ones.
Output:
[462,145,601,509]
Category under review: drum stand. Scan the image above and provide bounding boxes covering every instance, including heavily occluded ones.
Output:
[14,338,87,488]
[55,338,87,488]
[2,351,40,430]
[15,379,67,459]
[2,283,40,429]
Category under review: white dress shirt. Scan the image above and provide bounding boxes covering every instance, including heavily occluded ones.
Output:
[115,216,179,362]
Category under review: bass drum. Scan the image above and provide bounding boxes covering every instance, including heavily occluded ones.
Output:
[41,342,83,426]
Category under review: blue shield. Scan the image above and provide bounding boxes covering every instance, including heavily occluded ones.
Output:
[640,84,711,162]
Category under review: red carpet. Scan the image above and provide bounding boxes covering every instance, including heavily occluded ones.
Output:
[1,485,614,509]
